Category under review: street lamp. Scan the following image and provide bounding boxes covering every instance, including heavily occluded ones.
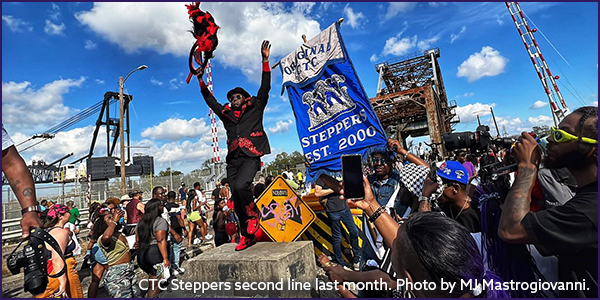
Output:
[119,65,147,196]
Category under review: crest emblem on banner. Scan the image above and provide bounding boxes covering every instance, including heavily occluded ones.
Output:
[302,74,356,131]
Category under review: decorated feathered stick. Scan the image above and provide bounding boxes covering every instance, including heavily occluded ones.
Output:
[185,2,219,84]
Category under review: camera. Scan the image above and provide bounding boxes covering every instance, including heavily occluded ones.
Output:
[443,125,514,152]
[7,232,50,295]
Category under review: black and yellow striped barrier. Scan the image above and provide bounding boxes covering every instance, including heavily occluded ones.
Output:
[300,193,366,265]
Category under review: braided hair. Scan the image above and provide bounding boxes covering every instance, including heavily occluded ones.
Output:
[573,106,598,161]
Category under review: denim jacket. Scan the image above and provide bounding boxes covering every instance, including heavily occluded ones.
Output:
[367,168,408,217]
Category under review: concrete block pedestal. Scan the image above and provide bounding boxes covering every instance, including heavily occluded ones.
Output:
[179,241,317,298]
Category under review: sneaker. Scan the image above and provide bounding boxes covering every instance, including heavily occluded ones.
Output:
[353,263,360,272]
[177,267,185,274]
[235,235,256,251]
[342,265,353,272]
[173,269,180,276]
[193,238,202,245]
[205,234,213,240]
[247,217,259,235]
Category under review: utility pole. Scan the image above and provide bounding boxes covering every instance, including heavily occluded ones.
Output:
[118,65,147,196]
[119,76,126,196]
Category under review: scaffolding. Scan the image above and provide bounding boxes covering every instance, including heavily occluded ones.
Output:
[370,48,458,158]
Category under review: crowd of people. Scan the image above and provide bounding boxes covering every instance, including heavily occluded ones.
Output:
[314,107,597,298]
[2,36,597,298]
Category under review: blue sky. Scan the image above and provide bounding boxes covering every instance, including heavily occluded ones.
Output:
[2,2,598,174]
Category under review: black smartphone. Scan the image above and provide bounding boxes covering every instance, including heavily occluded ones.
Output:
[342,154,364,200]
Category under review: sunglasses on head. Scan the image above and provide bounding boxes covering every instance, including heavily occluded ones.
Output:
[551,127,597,144]
[229,94,244,101]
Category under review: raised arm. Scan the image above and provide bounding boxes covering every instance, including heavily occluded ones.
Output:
[498,132,540,243]
[196,69,225,119]
[388,139,428,167]
[256,40,271,111]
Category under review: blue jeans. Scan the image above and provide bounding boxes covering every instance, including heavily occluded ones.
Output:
[169,234,182,269]
[329,207,360,265]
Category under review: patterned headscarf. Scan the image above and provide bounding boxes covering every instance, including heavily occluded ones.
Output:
[47,204,69,218]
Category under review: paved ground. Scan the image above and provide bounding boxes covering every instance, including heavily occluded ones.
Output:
[2,232,343,298]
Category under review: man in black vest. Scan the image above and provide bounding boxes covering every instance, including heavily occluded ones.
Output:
[196,40,271,251]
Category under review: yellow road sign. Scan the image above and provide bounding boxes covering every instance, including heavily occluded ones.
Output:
[256,175,316,242]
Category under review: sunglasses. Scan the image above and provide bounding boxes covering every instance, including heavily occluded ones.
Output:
[371,157,389,165]
[229,94,244,102]
[551,127,597,144]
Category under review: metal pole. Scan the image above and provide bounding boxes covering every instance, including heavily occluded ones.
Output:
[119,76,126,196]
[169,159,173,192]
[477,115,481,126]
[490,107,500,137]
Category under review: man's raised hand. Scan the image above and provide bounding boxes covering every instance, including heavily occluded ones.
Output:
[261,40,271,62]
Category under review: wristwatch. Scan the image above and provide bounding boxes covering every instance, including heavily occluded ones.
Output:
[21,205,40,215]
[418,195,430,202]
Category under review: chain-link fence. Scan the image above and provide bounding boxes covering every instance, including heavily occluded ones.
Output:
[1,171,228,221]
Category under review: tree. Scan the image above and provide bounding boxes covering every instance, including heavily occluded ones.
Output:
[263,151,305,176]
[532,125,551,138]
[158,167,182,177]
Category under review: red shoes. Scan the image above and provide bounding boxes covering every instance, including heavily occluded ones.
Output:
[235,235,256,251]
[247,217,259,235]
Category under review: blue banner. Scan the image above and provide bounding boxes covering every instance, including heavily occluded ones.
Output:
[279,23,387,181]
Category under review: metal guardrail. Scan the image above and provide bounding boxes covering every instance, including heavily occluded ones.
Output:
[2,211,90,241]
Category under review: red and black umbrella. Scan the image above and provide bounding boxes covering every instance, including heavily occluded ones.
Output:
[185,2,219,84]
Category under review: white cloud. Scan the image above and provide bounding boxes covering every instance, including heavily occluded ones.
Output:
[382,35,417,56]
[343,4,365,29]
[530,100,547,109]
[75,3,321,81]
[457,46,508,82]
[95,79,105,84]
[450,26,466,43]
[494,14,504,26]
[150,77,164,86]
[2,77,85,132]
[527,115,553,126]
[417,35,440,50]
[291,2,315,14]
[141,117,225,142]
[456,92,474,99]
[267,119,293,134]
[591,101,598,107]
[21,126,107,164]
[169,75,185,90]
[49,3,61,21]
[429,2,448,7]
[2,15,33,32]
[384,2,418,20]
[370,54,378,63]
[84,39,97,50]
[44,19,66,35]
[455,102,496,123]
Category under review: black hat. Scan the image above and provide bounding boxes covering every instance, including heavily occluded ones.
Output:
[226,87,251,101]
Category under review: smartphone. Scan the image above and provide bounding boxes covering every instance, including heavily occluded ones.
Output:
[341,154,365,200]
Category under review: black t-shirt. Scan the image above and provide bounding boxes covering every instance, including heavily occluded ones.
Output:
[522,181,598,298]
[315,178,346,213]
[441,204,480,233]
[165,202,183,234]
[212,188,221,200]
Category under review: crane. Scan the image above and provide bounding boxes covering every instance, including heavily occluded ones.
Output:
[506,2,569,126]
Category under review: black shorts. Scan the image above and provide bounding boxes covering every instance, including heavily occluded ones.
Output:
[137,244,167,276]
